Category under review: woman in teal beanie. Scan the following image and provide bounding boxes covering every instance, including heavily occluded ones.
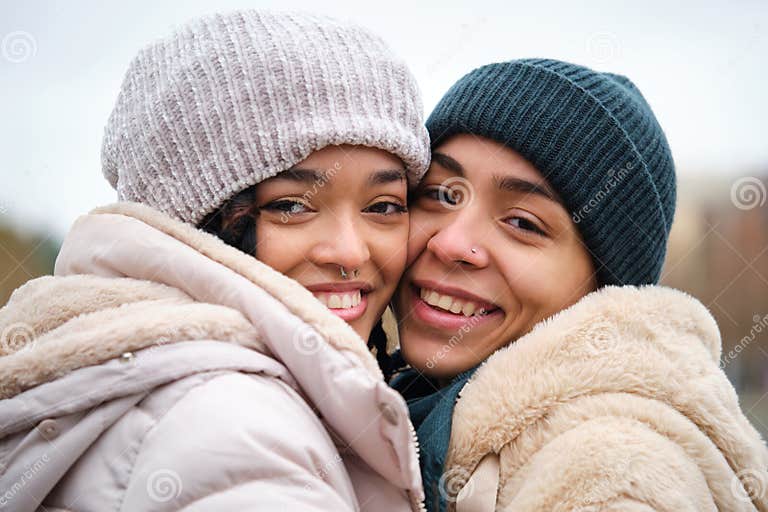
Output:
[390,59,768,511]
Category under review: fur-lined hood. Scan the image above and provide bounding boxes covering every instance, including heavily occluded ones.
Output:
[447,285,768,511]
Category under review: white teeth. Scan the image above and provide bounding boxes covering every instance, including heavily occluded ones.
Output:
[316,290,362,310]
[437,295,452,310]
[419,287,490,317]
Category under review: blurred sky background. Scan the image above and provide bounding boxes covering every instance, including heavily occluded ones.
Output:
[0,0,767,236]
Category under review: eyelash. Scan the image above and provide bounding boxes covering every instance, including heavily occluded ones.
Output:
[504,216,547,237]
[261,199,312,214]
[363,201,408,215]
[261,199,407,216]
[417,186,547,237]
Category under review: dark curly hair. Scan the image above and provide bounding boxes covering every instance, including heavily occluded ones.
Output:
[197,185,402,381]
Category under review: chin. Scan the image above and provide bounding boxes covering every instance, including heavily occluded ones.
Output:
[401,338,476,380]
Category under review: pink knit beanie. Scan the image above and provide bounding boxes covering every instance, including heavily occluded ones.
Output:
[101,10,430,225]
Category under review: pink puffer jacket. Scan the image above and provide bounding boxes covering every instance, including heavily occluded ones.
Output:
[0,202,424,511]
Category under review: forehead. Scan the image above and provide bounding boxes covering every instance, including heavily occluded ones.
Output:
[434,134,546,182]
[298,144,404,171]
[431,134,561,202]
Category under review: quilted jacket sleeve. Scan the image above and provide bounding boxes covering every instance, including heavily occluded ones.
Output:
[120,371,359,511]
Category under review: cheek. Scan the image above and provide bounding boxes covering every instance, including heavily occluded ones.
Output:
[497,245,594,321]
[406,211,433,266]
[254,221,308,273]
[370,224,409,289]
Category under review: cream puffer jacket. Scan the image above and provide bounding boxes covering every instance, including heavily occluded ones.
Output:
[445,286,768,512]
[0,202,424,512]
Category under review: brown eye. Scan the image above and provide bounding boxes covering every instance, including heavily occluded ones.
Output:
[364,201,407,215]
[505,216,546,236]
[261,199,313,215]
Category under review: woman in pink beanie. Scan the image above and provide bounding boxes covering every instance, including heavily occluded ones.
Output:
[0,10,429,511]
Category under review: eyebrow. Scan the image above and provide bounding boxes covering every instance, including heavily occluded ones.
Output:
[368,169,406,185]
[432,151,560,204]
[493,175,559,204]
[274,168,406,186]
[273,168,326,182]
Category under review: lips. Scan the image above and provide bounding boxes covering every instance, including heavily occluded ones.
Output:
[306,282,372,321]
[408,280,502,330]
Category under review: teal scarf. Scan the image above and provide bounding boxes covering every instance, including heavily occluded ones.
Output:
[391,363,478,512]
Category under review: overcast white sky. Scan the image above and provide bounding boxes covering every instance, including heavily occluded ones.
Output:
[1,0,766,237]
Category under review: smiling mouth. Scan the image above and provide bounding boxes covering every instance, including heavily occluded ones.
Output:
[310,288,370,322]
[415,285,500,317]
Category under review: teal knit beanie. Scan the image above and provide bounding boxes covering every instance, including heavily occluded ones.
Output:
[426,58,676,287]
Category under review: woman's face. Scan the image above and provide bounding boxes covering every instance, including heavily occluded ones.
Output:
[255,144,409,342]
[394,134,598,379]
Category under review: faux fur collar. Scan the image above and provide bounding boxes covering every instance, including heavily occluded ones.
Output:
[0,274,263,399]
[447,285,768,510]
